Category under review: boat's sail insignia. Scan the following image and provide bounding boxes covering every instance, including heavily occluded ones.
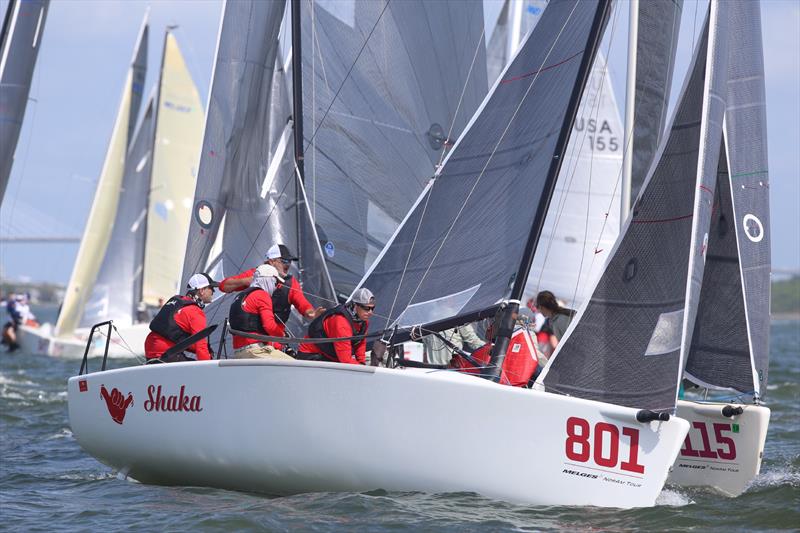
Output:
[302,0,489,296]
[55,18,148,337]
[685,0,770,398]
[81,98,156,328]
[356,0,609,336]
[538,3,732,412]
[0,0,49,202]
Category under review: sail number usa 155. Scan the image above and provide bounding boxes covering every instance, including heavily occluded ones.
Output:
[564,417,645,474]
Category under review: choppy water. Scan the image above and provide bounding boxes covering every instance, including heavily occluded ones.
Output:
[1,307,797,531]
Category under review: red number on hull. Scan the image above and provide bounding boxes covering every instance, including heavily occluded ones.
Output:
[565,418,645,474]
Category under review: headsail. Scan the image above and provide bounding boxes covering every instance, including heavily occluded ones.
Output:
[538,3,731,412]
[55,17,148,337]
[355,0,610,337]
[140,31,205,306]
[302,0,489,296]
[0,0,49,202]
[685,0,771,398]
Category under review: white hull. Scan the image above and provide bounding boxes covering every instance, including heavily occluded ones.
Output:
[68,360,689,507]
[668,399,770,496]
[18,322,148,359]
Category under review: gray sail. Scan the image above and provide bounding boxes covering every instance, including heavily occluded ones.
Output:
[685,0,770,397]
[628,0,683,202]
[356,0,608,336]
[302,0,489,295]
[539,4,730,412]
[81,98,156,327]
[181,0,287,287]
[0,0,49,202]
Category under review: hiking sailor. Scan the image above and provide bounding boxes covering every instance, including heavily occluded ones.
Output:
[218,243,325,323]
[297,288,375,365]
[144,273,218,362]
[229,264,294,360]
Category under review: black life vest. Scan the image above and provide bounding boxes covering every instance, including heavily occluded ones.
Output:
[306,305,366,361]
[149,295,198,344]
[271,275,294,324]
[229,287,268,335]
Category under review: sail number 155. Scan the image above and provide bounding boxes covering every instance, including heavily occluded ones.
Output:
[565,417,645,474]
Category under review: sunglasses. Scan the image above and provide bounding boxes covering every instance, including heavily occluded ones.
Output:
[279,258,292,265]
[357,304,375,312]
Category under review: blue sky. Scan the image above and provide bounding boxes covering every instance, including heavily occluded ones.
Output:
[1,0,798,284]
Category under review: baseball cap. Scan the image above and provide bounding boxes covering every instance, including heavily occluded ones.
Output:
[350,287,375,305]
[187,273,219,290]
[254,263,285,282]
[265,244,298,261]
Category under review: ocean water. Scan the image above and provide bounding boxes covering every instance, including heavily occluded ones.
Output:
[1,307,797,531]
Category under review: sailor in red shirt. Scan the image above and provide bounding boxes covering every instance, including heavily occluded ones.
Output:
[297,288,375,365]
[219,244,324,329]
[229,264,293,357]
[144,273,218,362]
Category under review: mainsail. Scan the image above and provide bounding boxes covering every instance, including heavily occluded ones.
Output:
[302,0,489,296]
[538,3,732,412]
[685,0,771,398]
[356,0,610,337]
[0,0,49,202]
[55,18,148,337]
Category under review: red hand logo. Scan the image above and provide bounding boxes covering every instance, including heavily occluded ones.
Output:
[100,385,134,425]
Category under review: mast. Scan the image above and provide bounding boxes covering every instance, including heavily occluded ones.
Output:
[291,0,305,262]
[621,0,638,221]
[486,0,612,381]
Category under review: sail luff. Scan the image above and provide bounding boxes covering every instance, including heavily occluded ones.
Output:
[0,0,49,202]
[55,18,148,337]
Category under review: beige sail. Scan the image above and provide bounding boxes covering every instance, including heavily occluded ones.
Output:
[140,32,204,306]
[55,24,147,337]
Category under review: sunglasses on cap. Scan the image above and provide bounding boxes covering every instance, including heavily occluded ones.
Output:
[356,303,375,311]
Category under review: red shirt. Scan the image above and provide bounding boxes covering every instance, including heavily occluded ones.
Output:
[449,339,538,387]
[232,289,285,349]
[144,301,212,360]
[298,315,367,365]
[220,268,314,316]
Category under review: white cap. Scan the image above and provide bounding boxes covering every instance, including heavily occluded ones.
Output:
[254,263,285,282]
[186,273,219,290]
[350,287,375,305]
[264,244,298,261]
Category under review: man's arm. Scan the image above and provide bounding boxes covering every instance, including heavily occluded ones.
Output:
[219,268,256,293]
[176,307,212,360]
[252,292,283,336]
[288,277,323,318]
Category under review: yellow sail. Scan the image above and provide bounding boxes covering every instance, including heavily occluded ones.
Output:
[55,24,147,337]
[140,33,204,306]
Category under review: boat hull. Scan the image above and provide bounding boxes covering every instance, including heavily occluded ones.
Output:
[68,360,689,507]
[18,322,148,358]
[668,399,770,496]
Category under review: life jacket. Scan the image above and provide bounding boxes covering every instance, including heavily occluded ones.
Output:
[148,295,198,344]
[271,275,294,325]
[306,305,366,361]
[229,287,268,335]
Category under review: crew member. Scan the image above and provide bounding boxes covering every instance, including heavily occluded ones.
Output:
[144,273,217,362]
[536,290,575,350]
[297,288,375,365]
[229,264,292,359]
[218,243,324,324]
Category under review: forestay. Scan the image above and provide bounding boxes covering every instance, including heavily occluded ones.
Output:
[302,0,489,296]
[538,4,732,412]
[55,19,148,337]
[0,0,49,202]
[356,0,609,336]
[685,0,770,398]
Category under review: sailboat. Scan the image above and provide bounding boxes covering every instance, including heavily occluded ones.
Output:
[0,0,49,203]
[18,20,205,358]
[67,0,694,508]
[668,0,771,496]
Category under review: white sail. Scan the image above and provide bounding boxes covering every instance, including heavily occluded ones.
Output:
[141,32,205,306]
[55,18,148,337]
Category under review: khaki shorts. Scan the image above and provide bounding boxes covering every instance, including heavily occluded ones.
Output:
[233,343,294,360]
